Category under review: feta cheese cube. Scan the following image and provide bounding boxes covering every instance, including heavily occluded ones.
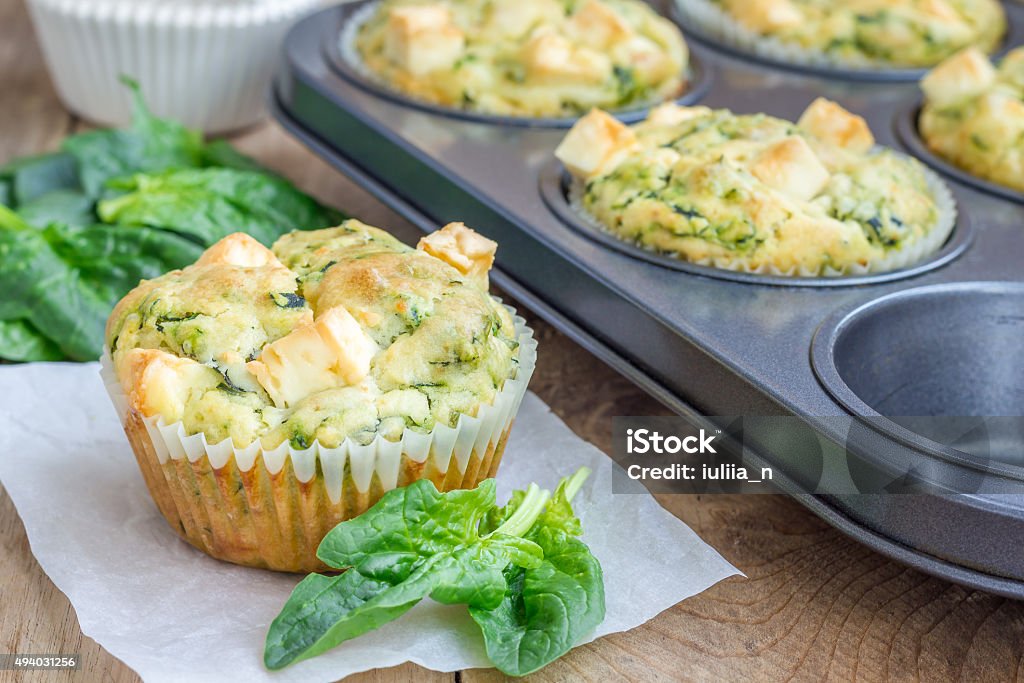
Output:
[384,5,465,76]
[418,222,497,290]
[798,98,875,153]
[750,136,831,202]
[247,306,378,408]
[555,108,639,177]
[922,47,997,108]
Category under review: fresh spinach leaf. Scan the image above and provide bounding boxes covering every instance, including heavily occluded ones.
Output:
[0,81,342,363]
[99,168,340,246]
[265,478,547,671]
[0,204,202,360]
[0,319,64,362]
[469,469,605,677]
[16,190,95,228]
[265,471,605,676]
[62,79,203,197]
[263,569,426,670]
[199,139,266,172]
[0,151,80,208]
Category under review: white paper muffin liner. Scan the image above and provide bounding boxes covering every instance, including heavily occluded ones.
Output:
[99,307,536,571]
[25,0,324,133]
[567,157,957,278]
[101,307,535,499]
[674,0,926,72]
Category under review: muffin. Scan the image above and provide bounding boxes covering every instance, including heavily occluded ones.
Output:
[676,0,1005,70]
[346,0,689,117]
[555,99,955,276]
[101,220,536,572]
[919,47,1024,193]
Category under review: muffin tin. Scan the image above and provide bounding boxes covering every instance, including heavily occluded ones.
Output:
[272,0,1024,596]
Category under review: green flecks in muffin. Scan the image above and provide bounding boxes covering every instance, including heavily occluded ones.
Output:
[970,133,990,151]
[270,292,307,309]
[613,66,649,107]
[154,312,200,333]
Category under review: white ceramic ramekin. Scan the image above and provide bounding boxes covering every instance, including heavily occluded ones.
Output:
[25,0,324,133]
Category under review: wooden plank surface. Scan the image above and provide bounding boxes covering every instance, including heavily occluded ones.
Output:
[2,0,1023,680]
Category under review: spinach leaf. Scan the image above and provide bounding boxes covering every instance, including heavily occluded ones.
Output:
[263,569,426,670]
[264,471,606,676]
[0,152,80,208]
[469,469,605,677]
[99,168,341,246]
[264,478,547,671]
[0,204,202,360]
[16,190,95,228]
[62,79,203,197]
[199,139,266,172]
[0,81,343,362]
[0,319,64,362]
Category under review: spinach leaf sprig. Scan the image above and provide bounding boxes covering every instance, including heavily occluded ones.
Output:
[264,468,605,677]
[0,79,342,362]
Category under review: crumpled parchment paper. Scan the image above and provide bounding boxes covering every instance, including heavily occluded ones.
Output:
[0,362,739,682]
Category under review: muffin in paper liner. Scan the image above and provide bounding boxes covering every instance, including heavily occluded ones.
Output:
[338,0,689,121]
[917,47,1024,195]
[673,0,1004,74]
[100,310,537,573]
[565,156,957,278]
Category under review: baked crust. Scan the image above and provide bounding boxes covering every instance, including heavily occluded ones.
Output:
[107,221,519,450]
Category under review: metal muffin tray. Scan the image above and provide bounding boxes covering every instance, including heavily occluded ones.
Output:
[272,1,1024,597]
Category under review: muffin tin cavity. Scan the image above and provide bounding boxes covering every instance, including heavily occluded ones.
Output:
[538,159,972,287]
[894,102,1024,205]
[326,0,712,128]
[813,282,1024,471]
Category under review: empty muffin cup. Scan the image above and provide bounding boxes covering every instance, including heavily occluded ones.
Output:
[813,282,1024,470]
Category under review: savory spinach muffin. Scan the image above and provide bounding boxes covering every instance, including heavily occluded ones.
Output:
[556,99,954,275]
[677,0,1005,69]
[348,0,688,117]
[103,221,536,571]
[919,47,1024,193]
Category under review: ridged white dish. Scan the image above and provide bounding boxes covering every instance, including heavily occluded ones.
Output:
[26,0,324,133]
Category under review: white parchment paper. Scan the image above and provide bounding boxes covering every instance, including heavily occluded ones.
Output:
[0,362,740,682]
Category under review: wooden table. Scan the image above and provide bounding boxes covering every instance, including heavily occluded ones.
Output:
[3,0,1024,680]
